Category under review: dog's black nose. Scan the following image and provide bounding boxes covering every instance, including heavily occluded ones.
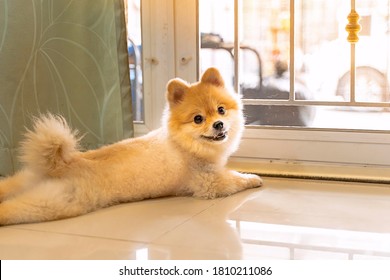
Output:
[213,121,224,130]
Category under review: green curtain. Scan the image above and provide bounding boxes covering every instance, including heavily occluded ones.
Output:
[0,0,133,176]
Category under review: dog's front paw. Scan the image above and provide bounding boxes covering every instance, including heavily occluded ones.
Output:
[245,173,263,189]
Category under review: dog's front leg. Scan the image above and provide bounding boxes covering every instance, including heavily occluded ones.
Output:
[192,170,262,199]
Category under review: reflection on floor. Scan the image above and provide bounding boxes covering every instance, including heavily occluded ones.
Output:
[0,177,389,260]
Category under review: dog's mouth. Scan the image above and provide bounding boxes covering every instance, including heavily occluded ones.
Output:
[201,131,228,142]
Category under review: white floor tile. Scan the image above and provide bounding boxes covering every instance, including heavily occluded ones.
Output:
[0,228,146,260]
[11,197,219,243]
[1,177,390,260]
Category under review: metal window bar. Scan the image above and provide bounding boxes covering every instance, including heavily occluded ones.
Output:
[347,0,360,104]
[234,0,240,94]
[236,0,390,109]
[289,0,295,102]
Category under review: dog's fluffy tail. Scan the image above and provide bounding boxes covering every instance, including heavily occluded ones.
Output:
[19,114,81,177]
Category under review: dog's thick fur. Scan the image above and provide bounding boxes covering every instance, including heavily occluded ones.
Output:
[0,67,262,225]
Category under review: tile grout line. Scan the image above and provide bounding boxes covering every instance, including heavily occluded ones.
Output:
[2,226,149,245]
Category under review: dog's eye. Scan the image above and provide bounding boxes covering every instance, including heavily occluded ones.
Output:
[218,106,226,115]
[194,115,204,124]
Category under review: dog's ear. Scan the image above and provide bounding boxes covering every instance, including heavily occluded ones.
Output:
[167,78,189,105]
[201,67,225,88]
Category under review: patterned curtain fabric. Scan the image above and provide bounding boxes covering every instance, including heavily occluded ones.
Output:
[0,0,133,176]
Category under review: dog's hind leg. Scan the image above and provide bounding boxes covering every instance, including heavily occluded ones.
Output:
[0,170,35,202]
[0,180,89,226]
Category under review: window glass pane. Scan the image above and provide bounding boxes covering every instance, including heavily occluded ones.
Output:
[246,105,390,130]
[199,0,235,90]
[298,1,349,102]
[199,0,390,130]
[242,0,291,95]
[245,105,315,127]
[353,0,390,103]
[125,0,143,122]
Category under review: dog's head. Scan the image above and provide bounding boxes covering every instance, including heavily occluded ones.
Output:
[165,67,245,163]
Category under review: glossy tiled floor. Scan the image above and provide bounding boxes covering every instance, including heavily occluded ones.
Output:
[1,177,390,260]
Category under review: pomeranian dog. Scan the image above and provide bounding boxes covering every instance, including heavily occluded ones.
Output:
[0,67,262,226]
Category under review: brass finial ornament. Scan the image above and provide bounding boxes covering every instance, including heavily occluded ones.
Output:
[346,9,361,43]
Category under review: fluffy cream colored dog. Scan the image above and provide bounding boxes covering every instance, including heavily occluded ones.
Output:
[0,67,262,225]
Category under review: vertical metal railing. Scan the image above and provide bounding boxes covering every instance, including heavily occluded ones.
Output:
[234,0,240,94]
[346,0,361,103]
[289,0,295,101]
